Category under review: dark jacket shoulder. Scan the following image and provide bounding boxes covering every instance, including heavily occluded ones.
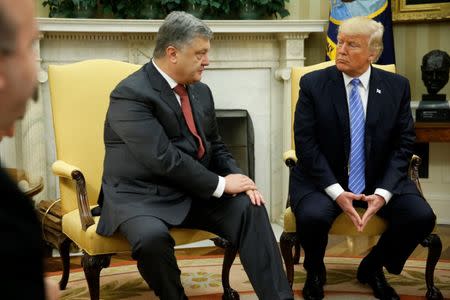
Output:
[111,64,153,102]
[371,65,409,87]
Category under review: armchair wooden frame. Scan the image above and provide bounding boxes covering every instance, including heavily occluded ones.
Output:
[279,61,443,300]
[48,59,240,300]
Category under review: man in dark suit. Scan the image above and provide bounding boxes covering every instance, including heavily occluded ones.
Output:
[96,11,293,300]
[0,0,59,299]
[289,17,436,300]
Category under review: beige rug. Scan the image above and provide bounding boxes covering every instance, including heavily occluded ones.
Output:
[47,256,450,299]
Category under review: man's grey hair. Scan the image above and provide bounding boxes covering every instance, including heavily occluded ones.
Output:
[153,11,213,58]
[0,0,17,55]
[338,16,384,63]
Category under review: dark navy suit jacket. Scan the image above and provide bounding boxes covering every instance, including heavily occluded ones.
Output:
[289,65,419,210]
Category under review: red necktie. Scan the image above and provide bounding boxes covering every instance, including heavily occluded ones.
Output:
[173,84,205,158]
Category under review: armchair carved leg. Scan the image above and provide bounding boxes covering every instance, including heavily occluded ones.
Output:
[211,237,240,300]
[280,231,298,287]
[420,233,443,300]
[81,252,112,300]
[293,240,301,264]
[58,236,72,290]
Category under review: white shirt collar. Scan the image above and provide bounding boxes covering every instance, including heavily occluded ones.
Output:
[342,65,371,90]
[152,59,179,89]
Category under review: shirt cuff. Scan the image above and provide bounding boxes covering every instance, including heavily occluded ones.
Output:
[374,188,392,205]
[325,183,345,201]
[212,176,225,198]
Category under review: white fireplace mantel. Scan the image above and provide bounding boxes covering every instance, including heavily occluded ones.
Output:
[23,18,327,221]
[38,18,326,34]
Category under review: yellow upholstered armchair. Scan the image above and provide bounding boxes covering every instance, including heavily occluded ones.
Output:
[279,60,443,300]
[48,59,239,300]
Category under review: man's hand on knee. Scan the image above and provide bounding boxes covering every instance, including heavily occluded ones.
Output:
[224,174,265,206]
[224,174,256,195]
[246,189,265,206]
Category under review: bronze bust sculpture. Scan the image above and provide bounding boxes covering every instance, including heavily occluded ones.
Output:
[421,50,450,100]
[416,50,450,122]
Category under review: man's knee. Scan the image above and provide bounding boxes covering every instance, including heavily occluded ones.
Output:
[138,230,174,257]
[230,193,255,215]
[294,202,334,230]
[293,192,335,224]
[393,194,436,235]
[215,194,270,246]
[239,194,271,220]
[412,202,436,234]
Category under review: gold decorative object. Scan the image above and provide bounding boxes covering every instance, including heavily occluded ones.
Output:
[392,0,450,23]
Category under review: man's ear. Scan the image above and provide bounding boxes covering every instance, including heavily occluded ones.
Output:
[0,73,5,90]
[368,50,377,64]
[0,61,7,90]
[166,46,178,64]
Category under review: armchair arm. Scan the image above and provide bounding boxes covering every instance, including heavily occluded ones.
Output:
[283,150,297,168]
[409,154,424,198]
[52,160,80,179]
[52,160,95,231]
[282,150,298,209]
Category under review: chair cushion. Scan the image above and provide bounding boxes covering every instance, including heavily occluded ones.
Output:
[62,209,217,256]
[284,207,388,236]
[283,207,297,233]
[330,207,387,236]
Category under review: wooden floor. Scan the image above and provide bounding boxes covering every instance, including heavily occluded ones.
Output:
[44,224,450,273]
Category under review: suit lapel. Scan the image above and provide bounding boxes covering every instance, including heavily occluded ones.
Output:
[330,67,351,160]
[187,85,208,154]
[145,63,183,123]
[365,67,384,160]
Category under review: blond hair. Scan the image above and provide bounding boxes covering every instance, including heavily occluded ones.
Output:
[338,16,384,62]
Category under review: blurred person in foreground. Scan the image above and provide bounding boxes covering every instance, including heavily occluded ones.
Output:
[289,16,436,300]
[0,0,59,298]
[96,11,293,300]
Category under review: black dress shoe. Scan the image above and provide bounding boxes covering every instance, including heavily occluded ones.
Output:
[318,263,326,285]
[357,265,400,300]
[302,271,324,300]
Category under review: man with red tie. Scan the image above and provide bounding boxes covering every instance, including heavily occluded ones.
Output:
[96,11,293,300]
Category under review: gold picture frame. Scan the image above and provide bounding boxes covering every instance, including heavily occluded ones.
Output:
[392,0,450,22]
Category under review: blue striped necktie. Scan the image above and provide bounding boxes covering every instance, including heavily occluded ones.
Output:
[348,78,366,194]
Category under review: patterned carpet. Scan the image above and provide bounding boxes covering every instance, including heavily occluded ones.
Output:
[46,256,450,299]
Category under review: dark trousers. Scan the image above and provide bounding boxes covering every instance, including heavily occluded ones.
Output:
[293,191,436,274]
[119,193,293,300]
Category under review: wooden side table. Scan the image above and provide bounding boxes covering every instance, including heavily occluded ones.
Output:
[415,122,450,143]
